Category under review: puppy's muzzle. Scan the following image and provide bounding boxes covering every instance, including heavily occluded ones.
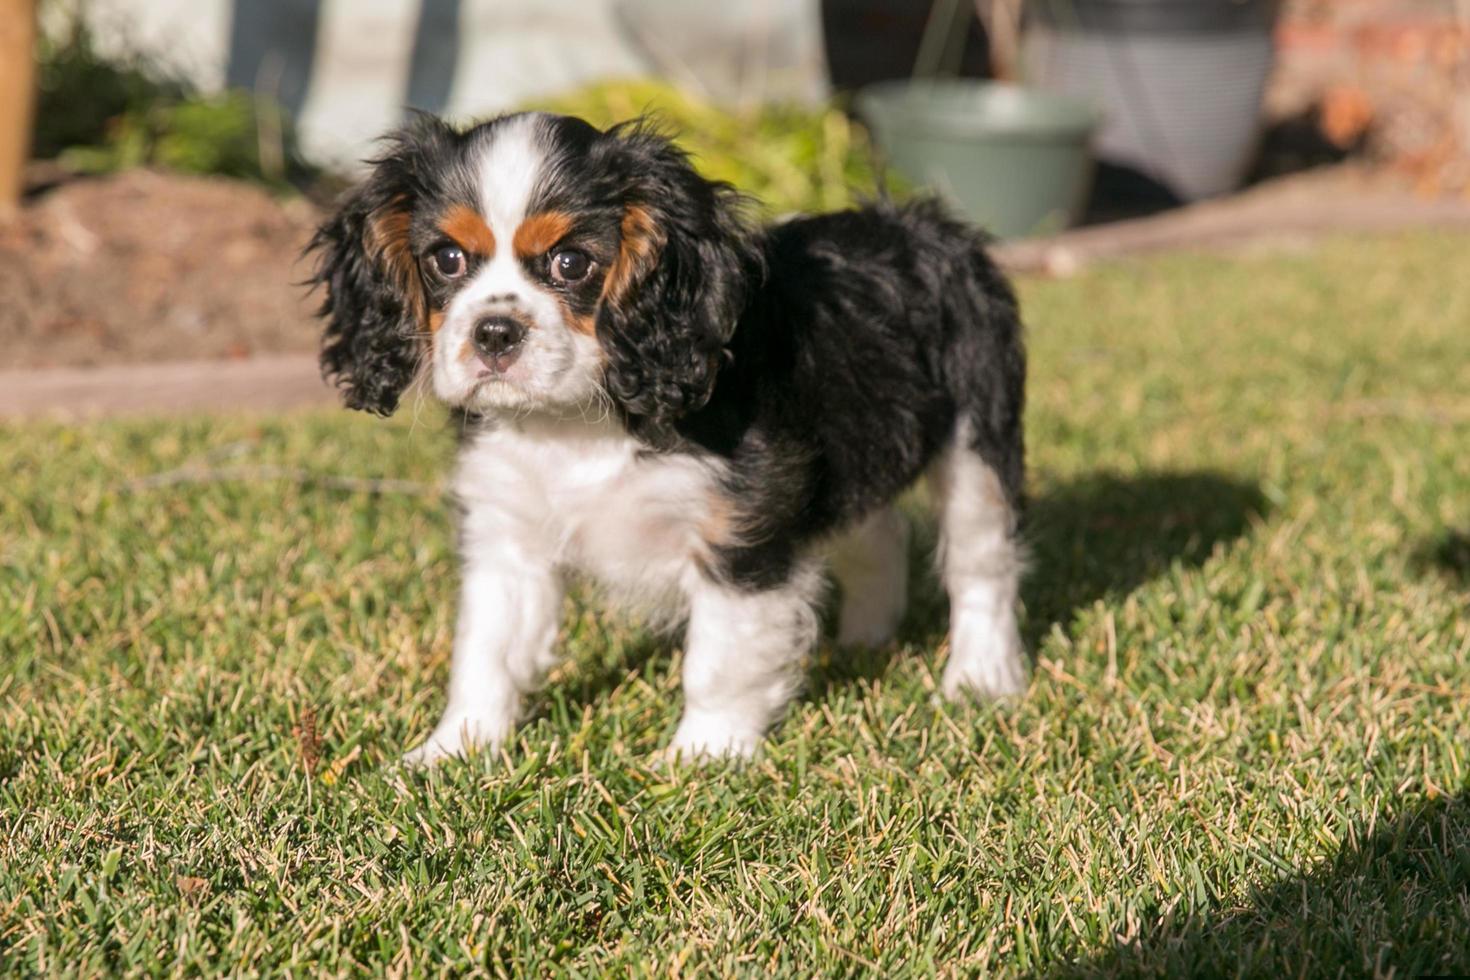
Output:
[473,315,529,372]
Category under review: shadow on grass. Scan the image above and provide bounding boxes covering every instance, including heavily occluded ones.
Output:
[1415,528,1470,587]
[1062,792,1470,977]
[518,471,1268,710]
[521,611,671,734]
[810,470,1268,695]
[1020,471,1269,647]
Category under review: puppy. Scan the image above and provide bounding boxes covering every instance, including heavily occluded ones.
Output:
[307,112,1027,764]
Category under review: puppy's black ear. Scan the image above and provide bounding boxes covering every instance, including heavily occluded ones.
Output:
[595,122,761,432]
[306,116,454,416]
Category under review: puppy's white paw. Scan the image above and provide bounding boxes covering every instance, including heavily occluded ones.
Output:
[941,625,1029,702]
[667,711,763,763]
[400,738,457,769]
[399,714,508,769]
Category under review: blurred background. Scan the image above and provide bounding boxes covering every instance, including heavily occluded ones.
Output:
[1,0,1468,408]
[7,9,1470,968]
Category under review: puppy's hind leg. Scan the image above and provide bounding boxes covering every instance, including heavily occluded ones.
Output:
[933,422,1029,700]
[831,506,910,648]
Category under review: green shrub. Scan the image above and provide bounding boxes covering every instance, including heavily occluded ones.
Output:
[59,92,280,183]
[32,11,306,189]
[32,14,185,159]
[533,79,896,215]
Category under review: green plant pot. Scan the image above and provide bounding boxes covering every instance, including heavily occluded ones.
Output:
[856,80,1099,239]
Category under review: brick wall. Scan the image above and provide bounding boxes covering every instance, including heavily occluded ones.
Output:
[1273,0,1470,193]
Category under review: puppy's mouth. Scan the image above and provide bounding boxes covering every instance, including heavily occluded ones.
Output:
[476,347,524,377]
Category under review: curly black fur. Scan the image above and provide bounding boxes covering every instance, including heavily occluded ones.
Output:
[566,127,1023,562]
[305,115,459,415]
[589,123,764,435]
[675,198,1026,587]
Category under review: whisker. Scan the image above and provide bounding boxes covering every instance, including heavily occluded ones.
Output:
[406,358,433,437]
[579,387,609,426]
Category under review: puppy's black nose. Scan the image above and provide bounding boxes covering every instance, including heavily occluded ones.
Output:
[472,316,527,359]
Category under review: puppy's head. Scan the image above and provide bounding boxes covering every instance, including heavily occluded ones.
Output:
[307,112,757,424]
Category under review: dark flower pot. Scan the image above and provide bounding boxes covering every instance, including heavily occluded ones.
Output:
[1025,0,1281,200]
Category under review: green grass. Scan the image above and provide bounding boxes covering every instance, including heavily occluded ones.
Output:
[3,233,1469,976]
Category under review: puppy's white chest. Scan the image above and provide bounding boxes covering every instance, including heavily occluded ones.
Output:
[455,419,723,596]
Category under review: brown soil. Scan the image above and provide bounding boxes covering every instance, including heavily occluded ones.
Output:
[0,170,324,369]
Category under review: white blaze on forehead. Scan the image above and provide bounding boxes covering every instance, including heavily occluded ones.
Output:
[477,112,548,245]
[434,111,600,414]
[453,113,552,309]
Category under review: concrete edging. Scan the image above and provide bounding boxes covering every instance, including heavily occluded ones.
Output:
[0,355,333,420]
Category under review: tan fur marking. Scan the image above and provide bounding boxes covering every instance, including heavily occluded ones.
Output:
[428,310,446,334]
[440,205,496,256]
[513,211,575,259]
[545,289,598,338]
[602,204,663,303]
[367,204,426,328]
[700,492,739,549]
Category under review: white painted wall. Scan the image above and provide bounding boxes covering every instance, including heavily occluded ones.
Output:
[54,0,827,171]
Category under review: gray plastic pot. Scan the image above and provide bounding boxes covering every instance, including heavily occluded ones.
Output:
[857,80,1099,239]
[1025,0,1280,201]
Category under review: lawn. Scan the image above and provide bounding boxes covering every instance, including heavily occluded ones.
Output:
[2,232,1468,976]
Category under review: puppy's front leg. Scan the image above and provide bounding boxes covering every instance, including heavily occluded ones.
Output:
[402,556,563,767]
[669,566,822,760]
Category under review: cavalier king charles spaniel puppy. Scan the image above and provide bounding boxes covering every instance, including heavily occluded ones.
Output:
[308,111,1027,765]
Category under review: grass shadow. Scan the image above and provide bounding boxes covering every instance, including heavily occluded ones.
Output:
[511,471,1268,708]
[1020,471,1269,647]
[1060,791,1470,977]
[1415,528,1470,587]
[518,594,674,736]
[811,470,1268,695]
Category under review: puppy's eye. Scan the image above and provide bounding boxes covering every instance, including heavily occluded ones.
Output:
[432,244,466,279]
[550,248,591,284]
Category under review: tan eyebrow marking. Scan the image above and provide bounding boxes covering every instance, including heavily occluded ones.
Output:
[513,211,576,259]
[439,205,496,256]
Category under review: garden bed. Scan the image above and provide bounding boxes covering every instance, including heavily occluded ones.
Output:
[0,169,320,369]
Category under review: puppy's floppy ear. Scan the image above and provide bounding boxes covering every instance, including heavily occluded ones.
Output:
[595,122,761,431]
[306,115,454,416]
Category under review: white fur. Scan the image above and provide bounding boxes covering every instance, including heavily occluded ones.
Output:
[669,561,823,759]
[477,114,543,243]
[931,421,1029,700]
[431,113,606,417]
[829,506,910,647]
[403,415,825,763]
[402,415,1030,765]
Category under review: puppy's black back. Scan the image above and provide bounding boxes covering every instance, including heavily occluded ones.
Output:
[677,199,1026,587]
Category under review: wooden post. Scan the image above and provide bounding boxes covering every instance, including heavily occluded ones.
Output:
[0,0,37,217]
